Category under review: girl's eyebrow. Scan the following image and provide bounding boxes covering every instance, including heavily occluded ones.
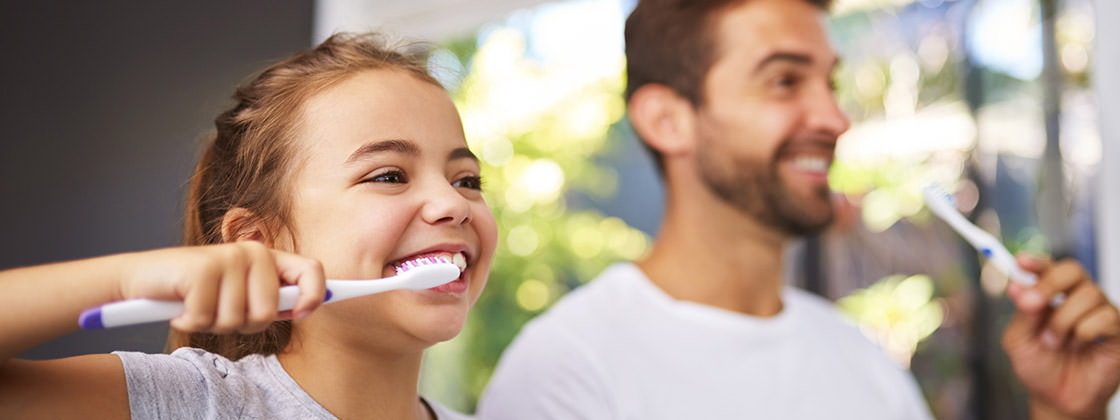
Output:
[448,147,478,162]
[345,139,419,165]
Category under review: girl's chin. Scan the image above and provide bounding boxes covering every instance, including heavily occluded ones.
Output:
[410,314,469,344]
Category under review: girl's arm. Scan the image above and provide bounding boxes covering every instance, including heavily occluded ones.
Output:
[0,242,326,418]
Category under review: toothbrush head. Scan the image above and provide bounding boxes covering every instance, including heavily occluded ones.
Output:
[922,185,958,216]
[393,255,463,289]
[393,253,466,274]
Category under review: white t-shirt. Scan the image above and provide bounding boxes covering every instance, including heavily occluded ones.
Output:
[477,263,933,420]
[115,347,469,420]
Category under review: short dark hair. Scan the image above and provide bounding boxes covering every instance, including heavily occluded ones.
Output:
[623,0,832,172]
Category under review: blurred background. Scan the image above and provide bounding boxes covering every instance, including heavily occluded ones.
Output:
[3,0,1118,418]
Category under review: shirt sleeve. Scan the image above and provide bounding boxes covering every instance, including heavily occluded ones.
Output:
[114,349,246,419]
[476,321,616,420]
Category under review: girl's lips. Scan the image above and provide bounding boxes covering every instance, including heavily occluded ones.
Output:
[427,271,469,294]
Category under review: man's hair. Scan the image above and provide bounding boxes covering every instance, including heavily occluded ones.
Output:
[623,0,832,172]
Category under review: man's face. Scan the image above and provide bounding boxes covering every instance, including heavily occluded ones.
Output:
[693,0,850,237]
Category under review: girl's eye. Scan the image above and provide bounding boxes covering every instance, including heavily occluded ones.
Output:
[366,169,408,184]
[452,175,484,191]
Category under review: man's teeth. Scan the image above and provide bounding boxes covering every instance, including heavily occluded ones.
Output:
[790,156,830,173]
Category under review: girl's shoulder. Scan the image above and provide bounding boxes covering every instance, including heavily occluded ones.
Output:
[115,348,336,419]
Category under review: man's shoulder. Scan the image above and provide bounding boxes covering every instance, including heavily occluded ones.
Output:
[785,287,851,323]
[503,262,652,361]
[529,262,646,328]
[784,288,900,361]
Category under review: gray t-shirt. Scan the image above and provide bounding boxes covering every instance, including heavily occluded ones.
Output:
[115,347,468,420]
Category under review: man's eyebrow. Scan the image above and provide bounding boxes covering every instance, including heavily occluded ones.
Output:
[449,147,478,162]
[344,139,420,164]
[753,52,814,74]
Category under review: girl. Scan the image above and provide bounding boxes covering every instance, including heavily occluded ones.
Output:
[0,32,496,420]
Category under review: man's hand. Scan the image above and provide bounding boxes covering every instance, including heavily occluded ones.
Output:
[1003,256,1120,419]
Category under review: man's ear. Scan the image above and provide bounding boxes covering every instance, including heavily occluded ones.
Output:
[221,207,268,243]
[627,84,697,158]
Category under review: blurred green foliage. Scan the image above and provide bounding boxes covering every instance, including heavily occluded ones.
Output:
[420,28,649,411]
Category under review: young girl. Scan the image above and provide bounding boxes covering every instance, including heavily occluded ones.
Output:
[0,32,496,420]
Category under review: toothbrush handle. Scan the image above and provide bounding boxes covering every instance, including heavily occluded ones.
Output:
[983,247,1066,305]
[78,284,327,330]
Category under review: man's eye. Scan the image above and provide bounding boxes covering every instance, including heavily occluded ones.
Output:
[453,176,484,191]
[774,74,800,88]
[366,170,407,184]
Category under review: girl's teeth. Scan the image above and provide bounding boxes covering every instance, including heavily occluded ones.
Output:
[452,252,467,271]
[394,252,468,273]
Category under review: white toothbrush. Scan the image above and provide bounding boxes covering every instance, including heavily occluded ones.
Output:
[79,255,464,329]
[922,185,1064,305]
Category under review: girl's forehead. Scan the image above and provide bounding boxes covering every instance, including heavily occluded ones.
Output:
[294,70,467,162]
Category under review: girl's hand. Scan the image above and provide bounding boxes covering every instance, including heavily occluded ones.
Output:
[119,242,326,334]
[1002,255,1120,419]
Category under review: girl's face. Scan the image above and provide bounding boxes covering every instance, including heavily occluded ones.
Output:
[279,69,497,349]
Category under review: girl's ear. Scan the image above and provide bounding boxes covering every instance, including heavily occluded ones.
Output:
[627,83,698,158]
[220,207,268,243]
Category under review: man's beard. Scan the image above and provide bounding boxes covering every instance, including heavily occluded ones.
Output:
[696,139,834,237]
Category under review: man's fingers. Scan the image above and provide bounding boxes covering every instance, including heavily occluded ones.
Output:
[1015,254,1051,274]
[1035,260,1086,301]
[1072,306,1120,347]
[1043,283,1105,349]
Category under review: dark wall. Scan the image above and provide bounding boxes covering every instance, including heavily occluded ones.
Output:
[0,1,313,358]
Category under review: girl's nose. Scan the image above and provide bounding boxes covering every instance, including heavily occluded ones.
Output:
[420,181,473,226]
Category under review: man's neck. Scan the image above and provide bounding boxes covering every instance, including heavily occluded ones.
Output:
[637,187,788,317]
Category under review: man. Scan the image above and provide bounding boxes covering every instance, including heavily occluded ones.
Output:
[477,0,1120,418]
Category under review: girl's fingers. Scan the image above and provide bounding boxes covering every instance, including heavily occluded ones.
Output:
[164,243,325,332]
[171,261,225,332]
[240,242,278,334]
[235,241,278,333]
[274,251,326,320]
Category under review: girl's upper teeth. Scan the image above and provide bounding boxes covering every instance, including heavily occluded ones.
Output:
[452,252,467,271]
[395,252,468,274]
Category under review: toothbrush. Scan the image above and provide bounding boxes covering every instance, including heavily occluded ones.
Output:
[923,185,1064,305]
[79,255,464,329]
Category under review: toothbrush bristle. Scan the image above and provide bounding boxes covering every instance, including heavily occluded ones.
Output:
[923,185,957,209]
[394,255,456,274]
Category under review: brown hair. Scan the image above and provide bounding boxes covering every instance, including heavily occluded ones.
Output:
[623,0,832,172]
[166,32,441,360]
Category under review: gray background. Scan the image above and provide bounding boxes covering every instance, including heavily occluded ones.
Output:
[0,0,313,358]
